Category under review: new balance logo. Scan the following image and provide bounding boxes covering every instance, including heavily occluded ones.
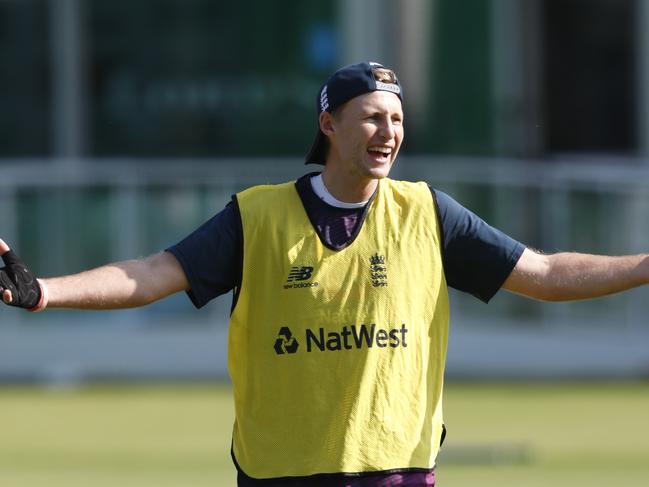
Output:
[274,326,299,355]
[284,266,319,289]
[287,266,313,282]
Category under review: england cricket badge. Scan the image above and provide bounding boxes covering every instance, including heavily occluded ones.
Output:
[369,253,388,287]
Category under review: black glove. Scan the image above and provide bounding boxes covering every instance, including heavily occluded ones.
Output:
[0,249,42,309]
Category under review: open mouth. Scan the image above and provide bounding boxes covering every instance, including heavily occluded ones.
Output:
[367,146,392,162]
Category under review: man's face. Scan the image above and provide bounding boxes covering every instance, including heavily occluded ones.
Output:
[325,91,404,180]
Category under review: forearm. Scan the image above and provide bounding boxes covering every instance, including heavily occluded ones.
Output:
[541,253,649,301]
[504,249,649,302]
[44,262,152,309]
[43,252,188,310]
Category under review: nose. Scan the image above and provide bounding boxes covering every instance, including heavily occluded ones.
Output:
[378,118,396,140]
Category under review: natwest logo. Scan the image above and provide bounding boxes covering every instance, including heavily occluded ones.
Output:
[274,326,299,355]
[273,323,408,355]
[307,324,408,352]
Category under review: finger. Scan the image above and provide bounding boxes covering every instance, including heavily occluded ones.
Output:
[0,239,9,255]
[2,289,12,304]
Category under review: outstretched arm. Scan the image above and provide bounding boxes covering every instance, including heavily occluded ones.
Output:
[0,239,189,310]
[503,248,649,302]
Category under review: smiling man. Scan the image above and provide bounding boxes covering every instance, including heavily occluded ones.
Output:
[309,64,404,202]
[2,62,649,487]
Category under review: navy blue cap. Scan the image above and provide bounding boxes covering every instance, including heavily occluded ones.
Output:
[305,62,403,165]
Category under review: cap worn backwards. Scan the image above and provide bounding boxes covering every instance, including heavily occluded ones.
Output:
[305,61,403,165]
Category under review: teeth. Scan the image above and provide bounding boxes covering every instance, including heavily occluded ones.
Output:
[368,147,392,155]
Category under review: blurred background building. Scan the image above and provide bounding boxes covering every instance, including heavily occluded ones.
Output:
[1,0,649,383]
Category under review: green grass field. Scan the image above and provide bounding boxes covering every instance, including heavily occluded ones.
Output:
[1,382,648,486]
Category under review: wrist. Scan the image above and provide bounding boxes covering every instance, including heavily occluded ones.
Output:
[27,279,49,312]
[642,255,649,285]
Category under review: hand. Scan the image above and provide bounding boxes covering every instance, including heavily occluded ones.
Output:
[0,239,44,310]
[0,239,10,304]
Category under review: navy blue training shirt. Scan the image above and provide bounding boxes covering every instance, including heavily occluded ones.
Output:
[168,173,525,308]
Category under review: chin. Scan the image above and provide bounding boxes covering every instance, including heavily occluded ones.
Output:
[368,170,390,180]
[363,163,393,180]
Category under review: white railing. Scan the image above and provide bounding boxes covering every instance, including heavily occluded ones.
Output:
[1,156,649,380]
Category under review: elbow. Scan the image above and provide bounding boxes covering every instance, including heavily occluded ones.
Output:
[533,288,566,302]
[504,250,559,301]
[512,285,560,302]
[136,289,159,307]
[523,281,585,303]
[133,282,168,307]
[507,276,566,302]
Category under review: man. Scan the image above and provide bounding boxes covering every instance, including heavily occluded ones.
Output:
[1,62,648,486]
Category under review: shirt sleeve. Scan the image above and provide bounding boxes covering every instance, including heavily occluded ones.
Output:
[166,199,242,309]
[432,188,525,303]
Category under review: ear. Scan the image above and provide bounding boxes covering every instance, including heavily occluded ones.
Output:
[319,112,336,137]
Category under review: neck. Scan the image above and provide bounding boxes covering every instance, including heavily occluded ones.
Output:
[320,166,379,203]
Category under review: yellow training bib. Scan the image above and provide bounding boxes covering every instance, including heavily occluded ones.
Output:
[229,178,449,479]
